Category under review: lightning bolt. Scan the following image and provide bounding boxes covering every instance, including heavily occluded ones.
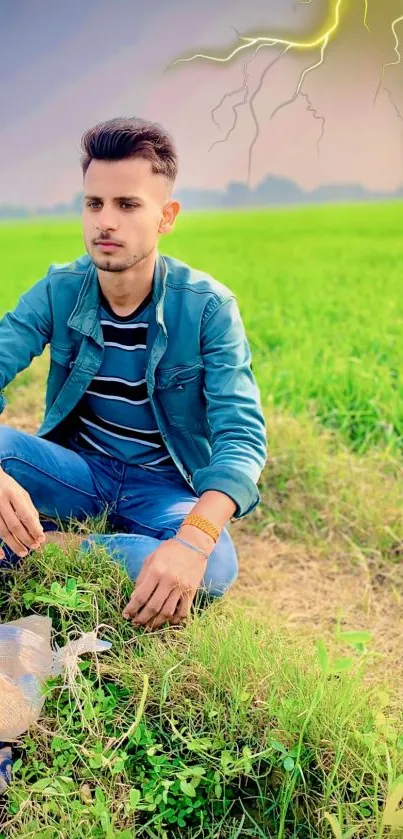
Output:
[167,0,343,183]
[167,1,400,184]
[384,86,403,185]
[269,28,329,122]
[246,46,291,183]
[364,0,370,32]
[373,11,403,186]
[374,14,403,103]
[209,41,276,137]
[209,25,249,131]
[384,87,403,123]
[169,0,344,68]
[299,91,326,156]
[208,43,289,171]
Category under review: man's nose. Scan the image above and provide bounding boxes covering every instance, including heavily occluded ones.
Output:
[96,210,118,231]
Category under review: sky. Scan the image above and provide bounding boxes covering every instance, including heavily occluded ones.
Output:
[2,0,403,208]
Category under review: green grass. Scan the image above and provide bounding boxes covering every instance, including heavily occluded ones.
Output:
[2,206,403,837]
[2,202,403,453]
[1,544,402,839]
[254,408,403,559]
[5,206,403,562]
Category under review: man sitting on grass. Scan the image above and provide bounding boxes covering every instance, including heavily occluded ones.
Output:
[0,116,267,631]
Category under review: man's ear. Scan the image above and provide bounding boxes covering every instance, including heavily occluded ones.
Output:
[159,200,181,234]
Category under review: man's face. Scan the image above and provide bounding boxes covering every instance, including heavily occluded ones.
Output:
[82,157,179,273]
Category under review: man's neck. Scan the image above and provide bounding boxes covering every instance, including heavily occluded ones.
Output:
[97,248,156,317]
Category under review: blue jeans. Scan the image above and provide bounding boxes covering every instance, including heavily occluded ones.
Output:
[0,426,238,597]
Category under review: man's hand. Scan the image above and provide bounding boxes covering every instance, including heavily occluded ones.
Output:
[122,538,208,631]
[0,469,45,560]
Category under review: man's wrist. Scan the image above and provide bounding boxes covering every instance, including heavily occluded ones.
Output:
[175,490,235,557]
[176,524,216,555]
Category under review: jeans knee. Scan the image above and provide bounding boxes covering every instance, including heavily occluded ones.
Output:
[0,427,26,471]
[202,528,238,598]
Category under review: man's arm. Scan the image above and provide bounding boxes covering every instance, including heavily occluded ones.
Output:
[176,295,267,559]
[0,273,53,415]
[0,272,53,557]
[122,294,268,630]
[190,294,268,520]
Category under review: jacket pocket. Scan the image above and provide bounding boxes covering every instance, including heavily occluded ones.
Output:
[154,362,206,428]
[49,343,73,368]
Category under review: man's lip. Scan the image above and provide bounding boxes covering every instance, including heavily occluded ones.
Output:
[95,241,122,247]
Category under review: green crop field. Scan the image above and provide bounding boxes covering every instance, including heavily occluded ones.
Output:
[2,204,403,838]
[2,200,403,453]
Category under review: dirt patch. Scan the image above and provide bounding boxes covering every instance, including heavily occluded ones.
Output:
[230,524,403,692]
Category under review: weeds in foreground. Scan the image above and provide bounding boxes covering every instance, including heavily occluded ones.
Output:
[1,543,403,838]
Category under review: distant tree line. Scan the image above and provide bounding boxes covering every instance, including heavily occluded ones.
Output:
[1,177,402,218]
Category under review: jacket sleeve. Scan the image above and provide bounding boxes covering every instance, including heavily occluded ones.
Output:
[192,295,268,519]
[0,273,53,415]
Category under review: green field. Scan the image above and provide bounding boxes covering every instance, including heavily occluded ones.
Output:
[2,201,403,452]
[2,205,403,838]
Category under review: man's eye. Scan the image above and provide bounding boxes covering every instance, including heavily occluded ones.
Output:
[86,201,100,209]
[121,203,138,209]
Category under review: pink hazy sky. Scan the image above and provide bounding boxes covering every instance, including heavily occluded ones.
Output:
[2,0,403,208]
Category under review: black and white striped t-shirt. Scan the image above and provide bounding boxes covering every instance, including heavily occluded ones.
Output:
[72,290,174,470]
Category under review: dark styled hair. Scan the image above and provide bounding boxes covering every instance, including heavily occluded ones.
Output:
[80,116,178,183]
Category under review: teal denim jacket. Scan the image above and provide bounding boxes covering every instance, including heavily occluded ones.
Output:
[0,252,267,518]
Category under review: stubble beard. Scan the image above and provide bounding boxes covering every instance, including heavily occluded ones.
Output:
[91,244,156,274]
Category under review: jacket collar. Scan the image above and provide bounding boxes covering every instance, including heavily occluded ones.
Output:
[67,250,168,345]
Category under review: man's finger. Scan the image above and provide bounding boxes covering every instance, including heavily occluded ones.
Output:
[13,496,44,543]
[146,589,181,631]
[3,503,42,551]
[122,572,159,619]
[122,550,155,611]
[170,592,193,625]
[132,580,175,627]
[0,513,29,557]
[168,599,184,626]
